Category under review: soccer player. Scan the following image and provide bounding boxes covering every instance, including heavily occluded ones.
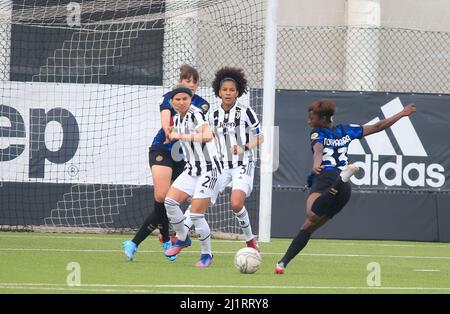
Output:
[275,99,416,274]
[122,65,209,262]
[203,66,263,251]
[163,84,222,268]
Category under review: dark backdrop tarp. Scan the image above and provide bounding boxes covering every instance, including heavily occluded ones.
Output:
[274,90,450,191]
[271,90,450,242]
[10,19,164,85]
[272,189,441,241]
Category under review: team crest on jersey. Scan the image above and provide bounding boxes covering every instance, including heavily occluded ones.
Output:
[156,155,163,162]
[311,132,319,140]
[202,104,209,112]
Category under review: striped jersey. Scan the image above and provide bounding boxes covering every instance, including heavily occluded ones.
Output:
[173,105,221,176]
[151,92,209,152]
[310,124,363,171]
[209,102,262,169]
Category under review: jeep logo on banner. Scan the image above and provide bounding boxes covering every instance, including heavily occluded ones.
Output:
[0,105,80,178]
[0,81,208,186]
[348,98,445,188]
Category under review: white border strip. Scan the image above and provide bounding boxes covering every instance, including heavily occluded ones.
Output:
[0,282,449,292]
[2,234,450,249]
[1,247,450,260]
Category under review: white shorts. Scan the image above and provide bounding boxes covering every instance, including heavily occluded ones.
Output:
[220,162,255,197]
[171,168,222,205]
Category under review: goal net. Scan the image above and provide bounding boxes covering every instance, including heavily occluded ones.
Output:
[0,0,265,235]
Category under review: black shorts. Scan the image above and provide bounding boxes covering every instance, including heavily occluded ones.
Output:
[148,147,185,181]
[310,169,352,218]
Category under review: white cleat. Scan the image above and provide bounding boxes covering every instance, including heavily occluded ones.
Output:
[340,164,360,182]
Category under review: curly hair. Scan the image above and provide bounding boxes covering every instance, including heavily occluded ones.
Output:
[308,99,336,122]
[212,66,248,97]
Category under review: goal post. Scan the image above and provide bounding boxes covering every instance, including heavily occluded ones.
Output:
[258,0,278,243]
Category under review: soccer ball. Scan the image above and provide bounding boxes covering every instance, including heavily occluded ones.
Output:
[234,247,261,274]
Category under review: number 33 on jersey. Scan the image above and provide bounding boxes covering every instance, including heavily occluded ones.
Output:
[310,124,363,170]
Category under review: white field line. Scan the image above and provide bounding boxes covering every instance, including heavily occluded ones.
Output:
[0,285,207,294]
[0,234,240,243]
[414,269,441,272]
[0,282,450,292]
[1,247,450,260]
[1,234,450,249]
[316,242,450,249]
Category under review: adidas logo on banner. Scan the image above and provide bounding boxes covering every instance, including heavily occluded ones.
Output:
[348,97,445,188]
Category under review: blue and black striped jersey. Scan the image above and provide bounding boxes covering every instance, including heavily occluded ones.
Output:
[310,124,363,170]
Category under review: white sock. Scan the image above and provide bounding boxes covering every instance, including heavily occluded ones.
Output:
[234,207,254,241]
[184,206,194,229]
[190,213,212,255]
[340,164,358,183]
[164,198,188,241]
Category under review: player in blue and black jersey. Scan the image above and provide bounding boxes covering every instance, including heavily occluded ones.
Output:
[275,99,416,274]
[122,64,209,262]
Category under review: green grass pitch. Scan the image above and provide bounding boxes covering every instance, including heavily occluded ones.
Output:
[1,232,449,294]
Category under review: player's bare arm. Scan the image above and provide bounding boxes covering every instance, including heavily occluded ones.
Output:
[169,124,213,143]
[246,133,264,150]
[363,104,416,136]
[161,109,172,138]
[312,142,324,174]
[161,109,172,144]
[231,133,264,155]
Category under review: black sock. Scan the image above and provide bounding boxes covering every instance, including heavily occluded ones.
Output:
[279,230,312,267]
[132,210,159,246]
[154,201,170,243]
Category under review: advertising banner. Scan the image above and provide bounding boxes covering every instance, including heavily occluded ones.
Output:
[0,82,246,185]
[274,90,450,191]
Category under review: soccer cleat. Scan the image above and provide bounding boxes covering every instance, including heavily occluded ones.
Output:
[164,236,192,257]
[274,262,285,275]
[158,233,177,245]
[246,238,261,253]
[122,240,137,261]
[340,164,360,183]
[195,254,213,268]
[162,240,177,262]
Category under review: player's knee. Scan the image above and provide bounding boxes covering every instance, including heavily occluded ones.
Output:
[301,216,321,233]
[230,191,246,211]
[307,206,322,219]
[301,219,315,232]
[230,199,245,212]
[154,191,167,203]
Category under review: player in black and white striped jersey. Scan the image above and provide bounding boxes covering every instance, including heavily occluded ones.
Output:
[212,98,261,169]
[208,67,264,251]
[176,106,221,176]
[163,84,222,268]
[122,65,208,263]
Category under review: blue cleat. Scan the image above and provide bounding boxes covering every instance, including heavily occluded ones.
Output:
[162,240,177,262]
[122,240,137,261]
[195,254,213,268]
[164,236,192,257]
[158,233,178,245]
